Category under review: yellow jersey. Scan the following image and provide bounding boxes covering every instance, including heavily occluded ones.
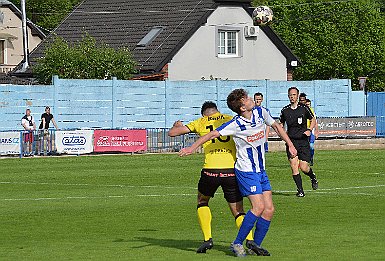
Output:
[307,107,315,128]
[186,112,236,169]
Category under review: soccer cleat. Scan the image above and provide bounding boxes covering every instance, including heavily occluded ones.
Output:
[196,238,213,253]
[230,242,246,257]
[246,240,271,256]
[296,190,305,197]
[311,177,318,190]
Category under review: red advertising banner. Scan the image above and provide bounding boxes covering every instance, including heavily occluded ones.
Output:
[94,130,147,152]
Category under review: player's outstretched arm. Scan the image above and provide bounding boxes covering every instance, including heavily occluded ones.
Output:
[271,122,297,158]
[168,120,190,137]
[179,130,220,156]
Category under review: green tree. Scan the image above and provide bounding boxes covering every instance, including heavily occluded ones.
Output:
[33,34,137,84]
[9,0,82,31]
[253,0,385,91]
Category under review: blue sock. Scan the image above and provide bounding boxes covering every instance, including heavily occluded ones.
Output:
[310,142,315,158]
[234,210,258,244]
[254,217,271,246]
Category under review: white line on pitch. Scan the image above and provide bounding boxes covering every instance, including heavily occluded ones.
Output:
[0,184,384,202]
[0,181,196,190]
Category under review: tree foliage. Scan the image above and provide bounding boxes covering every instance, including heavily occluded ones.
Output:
[9,0,82,31]
[253,0,385,91]
[33,34,137,84]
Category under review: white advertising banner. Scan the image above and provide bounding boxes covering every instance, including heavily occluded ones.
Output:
[55,130,94,154]
[0,131,21,155]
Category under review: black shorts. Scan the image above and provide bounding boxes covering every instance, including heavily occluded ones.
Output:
[286,138,311,163]
[198,168,242,203]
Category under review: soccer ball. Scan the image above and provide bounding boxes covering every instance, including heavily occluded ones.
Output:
[252,6,273,26]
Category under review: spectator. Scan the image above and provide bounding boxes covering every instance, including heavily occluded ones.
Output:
[38,106,59,155]
[21,108,36,156]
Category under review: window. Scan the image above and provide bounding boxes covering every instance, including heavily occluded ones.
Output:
[218,31,239,57]
[0,40,4,64]
[136,27,164,48]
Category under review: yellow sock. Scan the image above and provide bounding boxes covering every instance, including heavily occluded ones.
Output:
[197,206,212,241]
[235,214,254,241]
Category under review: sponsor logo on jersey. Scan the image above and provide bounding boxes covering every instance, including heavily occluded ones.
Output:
[246,131,264,142]
[62,136,86,146]
[208,115,225,121]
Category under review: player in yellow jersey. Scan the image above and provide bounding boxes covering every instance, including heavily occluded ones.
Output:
[305,99,319,165]
[168,101,255,254]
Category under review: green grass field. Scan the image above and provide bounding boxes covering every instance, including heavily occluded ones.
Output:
[0,150,384,260]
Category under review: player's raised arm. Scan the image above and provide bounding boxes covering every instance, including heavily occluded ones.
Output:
[271,122,297,158]
[168,120,190,137]
[179,130,220,156]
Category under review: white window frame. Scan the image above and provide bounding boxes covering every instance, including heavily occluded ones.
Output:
[216,26,242,58]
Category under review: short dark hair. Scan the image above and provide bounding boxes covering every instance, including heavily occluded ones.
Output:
[200,101,217,115]
[306,98,311,103]
[227,88,248,115]
[288,87,299,94]
[254,92,263,98]
[299,92,307,98]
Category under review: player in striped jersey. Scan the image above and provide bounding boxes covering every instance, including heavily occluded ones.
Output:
[179,89,297,257]
[168,101,254,254]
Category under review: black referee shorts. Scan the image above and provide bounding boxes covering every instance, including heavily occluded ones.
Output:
[286,138,311,163]
[198,168,243,203]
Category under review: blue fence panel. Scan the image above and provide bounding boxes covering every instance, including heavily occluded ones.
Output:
[314,79,350,117]
[54,77,113,129]
[367,92,385,137]
[114,80,166,128]
[0,85,53,131]
[166,80,218,126]
[0,77,358,130]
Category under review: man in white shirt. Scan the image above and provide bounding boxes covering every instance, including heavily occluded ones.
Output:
[179,89,296,257]
[21,108,36,155]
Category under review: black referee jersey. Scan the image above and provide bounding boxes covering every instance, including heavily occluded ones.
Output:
[279,104,314,140]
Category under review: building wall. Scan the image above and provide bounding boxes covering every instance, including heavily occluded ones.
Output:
[167,6,287,81]
[0,7,42,69]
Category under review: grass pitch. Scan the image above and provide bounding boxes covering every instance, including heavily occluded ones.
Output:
[0,150,384,260]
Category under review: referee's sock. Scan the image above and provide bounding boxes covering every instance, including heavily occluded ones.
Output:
[235,213,254,241]
[197,204,212,241]
[254,217,271,246]
[303,168,316,180]
[234,210,258,244]
[293,173,304,192]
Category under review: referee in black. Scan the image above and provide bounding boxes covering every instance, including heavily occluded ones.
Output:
[279,87,318,197]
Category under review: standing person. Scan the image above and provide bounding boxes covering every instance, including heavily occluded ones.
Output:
[21,108,36,156]
[168,101,255,254]
[305,99,319,165]
[279,87,318,197]
[254,92,270,153]
[299,92,307,105]
[179,90,297,257]
[39,106,59,155]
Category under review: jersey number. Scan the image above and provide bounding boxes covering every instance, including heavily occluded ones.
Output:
[206,125,230,143]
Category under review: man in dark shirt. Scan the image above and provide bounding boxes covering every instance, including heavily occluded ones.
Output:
[279,87,318,197]
[39,106,58,155]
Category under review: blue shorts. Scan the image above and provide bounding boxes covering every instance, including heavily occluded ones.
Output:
[234,169,272,197]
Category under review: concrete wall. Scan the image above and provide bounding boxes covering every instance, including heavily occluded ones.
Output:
[0,78,357,131]
[168,6,287,81]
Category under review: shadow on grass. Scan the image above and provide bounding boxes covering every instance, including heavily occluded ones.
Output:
[115,236,233,256]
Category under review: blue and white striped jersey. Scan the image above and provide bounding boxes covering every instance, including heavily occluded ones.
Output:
[216,106,275,173]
